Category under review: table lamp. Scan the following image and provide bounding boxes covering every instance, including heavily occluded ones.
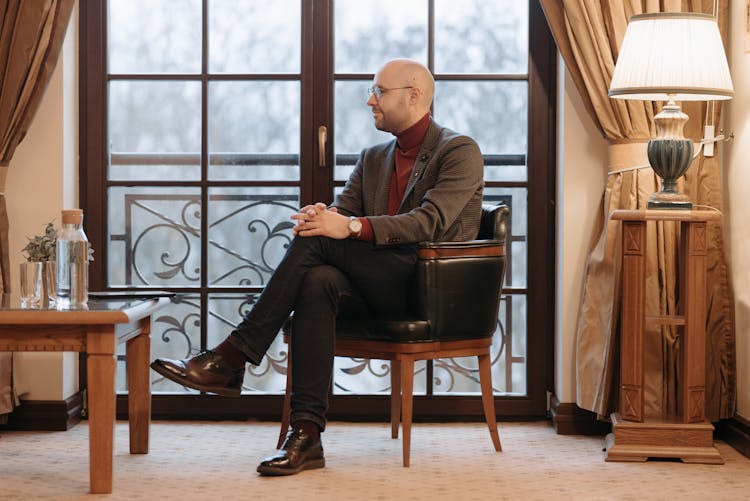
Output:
[608,12,733,210]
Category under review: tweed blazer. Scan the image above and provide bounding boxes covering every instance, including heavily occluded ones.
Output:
[333,120,484,246]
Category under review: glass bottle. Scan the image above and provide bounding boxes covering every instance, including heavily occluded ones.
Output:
[56,209,89,309]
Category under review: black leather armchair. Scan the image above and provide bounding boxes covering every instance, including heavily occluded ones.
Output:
[279,203,510,466]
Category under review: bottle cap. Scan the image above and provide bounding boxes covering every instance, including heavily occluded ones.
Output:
[61,209,83,225]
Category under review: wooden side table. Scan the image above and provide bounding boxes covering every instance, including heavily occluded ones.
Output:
[604,209,723,464]
[0,295,170,493]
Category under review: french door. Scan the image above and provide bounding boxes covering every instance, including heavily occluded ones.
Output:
[80,0,555,420]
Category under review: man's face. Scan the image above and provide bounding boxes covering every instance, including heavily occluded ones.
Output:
[367,70,412,134]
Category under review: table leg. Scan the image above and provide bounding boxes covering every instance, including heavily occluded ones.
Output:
[680,221,707,423]
[620,220,646,422]
[127,317,152,453]
[86,326,116,494]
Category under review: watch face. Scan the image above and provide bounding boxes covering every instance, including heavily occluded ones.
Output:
[349,218,362,234]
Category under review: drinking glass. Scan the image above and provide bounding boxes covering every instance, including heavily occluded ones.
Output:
[19,262,43,308]
[45,260,57,304]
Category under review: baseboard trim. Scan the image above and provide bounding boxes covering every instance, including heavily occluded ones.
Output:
[0,391,83,431]
[550,394,611,435]
[716,415,750,459]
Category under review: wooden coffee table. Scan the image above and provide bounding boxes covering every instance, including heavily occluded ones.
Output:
[0,294,170,493]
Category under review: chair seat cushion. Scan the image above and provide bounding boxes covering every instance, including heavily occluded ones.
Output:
[336,316,431,343]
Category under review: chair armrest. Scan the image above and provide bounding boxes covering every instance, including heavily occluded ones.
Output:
[417,240,504,259]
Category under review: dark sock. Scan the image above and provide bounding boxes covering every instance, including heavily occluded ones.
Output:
[212,339,248,369]
[293,420,321,441]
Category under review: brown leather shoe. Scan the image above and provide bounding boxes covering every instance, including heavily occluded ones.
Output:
[150,350,243,397]
[256,428,325,476]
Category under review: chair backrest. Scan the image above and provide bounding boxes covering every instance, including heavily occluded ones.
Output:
[414,203,510,340]
[478,203,510,242]
[332,203,511,343]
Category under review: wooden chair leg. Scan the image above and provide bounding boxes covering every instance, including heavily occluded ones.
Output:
[277,351,293,449]
[400,357,415,467]
[390,359,401,439]
[478,351,502,451]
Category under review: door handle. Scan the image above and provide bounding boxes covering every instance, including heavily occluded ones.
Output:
[318,125,327,167]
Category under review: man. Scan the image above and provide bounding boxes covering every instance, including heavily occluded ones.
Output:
[151,59,484,476]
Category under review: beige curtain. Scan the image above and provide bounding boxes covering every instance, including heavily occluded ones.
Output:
[0,0,75,419]
[540,0,736,421]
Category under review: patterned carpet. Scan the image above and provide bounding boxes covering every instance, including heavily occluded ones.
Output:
[0,420,748,500]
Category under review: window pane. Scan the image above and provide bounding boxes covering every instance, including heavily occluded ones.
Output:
[207,187,299,287]
[334,80,391,182]
[483,156,527,183]
[209,0,301,73]
[434,0,528,74]
[209,81,300,180]
[108,187,202,287]
[108,0,201,74]
[497,294,527,395]
[433,296,526,396]
[435,81,527,157]
[109,81,202,181]
[483,188,527,289]
[334,0,427,73]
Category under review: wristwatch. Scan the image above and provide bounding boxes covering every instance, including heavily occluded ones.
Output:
[348,216,363,238]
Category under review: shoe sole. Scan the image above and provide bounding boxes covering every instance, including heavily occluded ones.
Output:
[256,458,326,476]
[150,361,242,398]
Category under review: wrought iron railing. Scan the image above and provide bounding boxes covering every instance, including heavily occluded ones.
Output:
[110,154,527,395]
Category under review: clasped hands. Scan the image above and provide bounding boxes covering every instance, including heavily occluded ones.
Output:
[291,202,351,239]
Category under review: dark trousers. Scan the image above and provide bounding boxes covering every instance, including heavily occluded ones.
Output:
[227,235,417,431]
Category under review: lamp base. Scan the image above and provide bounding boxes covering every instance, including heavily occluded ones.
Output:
[646,105,695,211]
[647,190,693,210]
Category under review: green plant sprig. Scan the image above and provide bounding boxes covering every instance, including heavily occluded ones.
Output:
[21,222,58,262]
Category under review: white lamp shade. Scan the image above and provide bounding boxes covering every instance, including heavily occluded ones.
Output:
[608,13,733,101]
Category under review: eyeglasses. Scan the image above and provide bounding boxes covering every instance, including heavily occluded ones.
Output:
[367,85,413,100]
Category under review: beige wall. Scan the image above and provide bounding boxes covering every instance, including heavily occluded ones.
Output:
[554,58,608,402]
[5,6,78,401]
[727,1,750,420]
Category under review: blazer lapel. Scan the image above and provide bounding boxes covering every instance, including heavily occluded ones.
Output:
[374,141,397,216]
[399,121,439,212]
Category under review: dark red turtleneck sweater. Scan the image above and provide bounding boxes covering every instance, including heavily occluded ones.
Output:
[356,112,431,242]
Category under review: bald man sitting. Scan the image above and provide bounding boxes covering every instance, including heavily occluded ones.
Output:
[151,59,485,476]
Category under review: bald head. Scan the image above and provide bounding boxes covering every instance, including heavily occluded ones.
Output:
[377,59,434,113]
[369,59,435,133]
[378,59,435,115]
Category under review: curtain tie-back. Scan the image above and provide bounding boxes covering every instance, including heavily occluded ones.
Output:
[607,141,649,175]
[0,166,7,195]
